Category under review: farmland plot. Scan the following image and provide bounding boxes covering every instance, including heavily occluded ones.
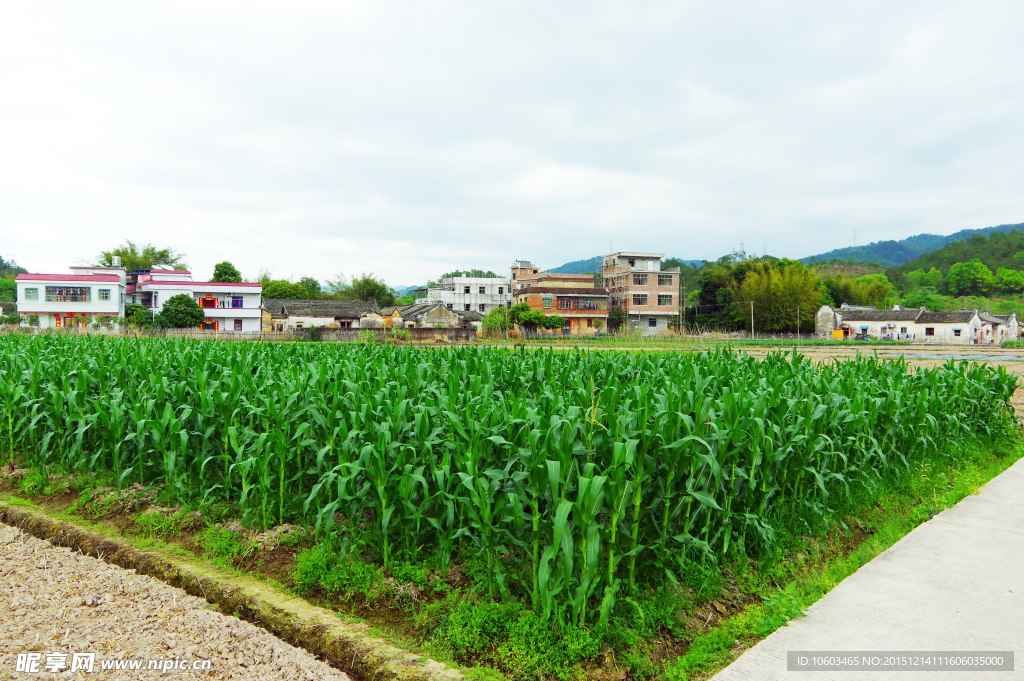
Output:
[0,335,1017,671]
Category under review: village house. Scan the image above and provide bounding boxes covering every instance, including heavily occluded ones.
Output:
[816,303,1012,345]
[260,299,382,331]
[511,272,610,335]
[380,302,482,330]
[423,276,512,316]
[132,269,263,331]
[15,266,127,328]
[601,252,680,335]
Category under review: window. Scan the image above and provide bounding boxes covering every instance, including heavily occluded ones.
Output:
[464,304,471,311]
[232,296,243,308]
[658,274,673,287]
[234,319,243,331]
[340,321,352,328]
[478,303,486,312]
[98,289,111,301]
[45,286,90,302]
[512,273,516,280]
[632,294,648,306]
[296,322,304,329]
[447,303,453,310]
[658,295,672,306]
[925,327,935,336]
[498,286,504,295]
[632,274,648,286]
[24,288,38,300]
[628,258,635,267]
[900,327,907,334]
[587,319,593,328]
[648,318,657,328]
[464,286,471,294]
[479,286,486,294]
[647,260,656,271]
[527,283,532,288]
[543,297,552,309]
[560,299,570,310]
[953,329,961,337]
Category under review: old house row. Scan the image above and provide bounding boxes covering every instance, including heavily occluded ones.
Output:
[260,299,482,332]
[815,304,1019,345]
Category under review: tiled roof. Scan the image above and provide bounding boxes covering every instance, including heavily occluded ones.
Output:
[16,274,121,283]
[455,310,484,321]
[514,287,610,296]
[150,269,192,274]
[979,312,1005,324]
[917,310,979,324]
[993,313,1017,322]
[839,307,924,322]
[261,299,382,317]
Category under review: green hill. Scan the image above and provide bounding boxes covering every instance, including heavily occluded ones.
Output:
[801,222,1024,267]
[886,229,1024,285]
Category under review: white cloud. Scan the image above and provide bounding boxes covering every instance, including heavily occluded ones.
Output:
[1,0,1023,282]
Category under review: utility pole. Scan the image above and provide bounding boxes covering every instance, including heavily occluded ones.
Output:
[797,305,800,347]
[750,301,754,341]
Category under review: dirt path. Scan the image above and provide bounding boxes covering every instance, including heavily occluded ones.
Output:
[0,524,351,680]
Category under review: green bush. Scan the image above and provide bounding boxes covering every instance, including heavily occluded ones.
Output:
[1002,339,1023,348]
[200,526,242,567]
[293,543,383,598]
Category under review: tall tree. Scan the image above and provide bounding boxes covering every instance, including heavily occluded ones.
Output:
[731,259,823,332]
[97,241,187,271]
[160,294,205,328]
[211,262,242,282]
[945,258,995,296]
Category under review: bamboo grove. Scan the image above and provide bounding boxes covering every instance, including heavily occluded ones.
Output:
[0,335,1016,625]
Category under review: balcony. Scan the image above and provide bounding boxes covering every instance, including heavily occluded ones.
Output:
[555,299,608,313]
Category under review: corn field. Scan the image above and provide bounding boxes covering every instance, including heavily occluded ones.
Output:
[0,335,1016,625]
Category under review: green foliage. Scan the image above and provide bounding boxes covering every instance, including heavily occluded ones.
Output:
[996,267,1024,293]
[0,254,27,279]
[299,277,322,297]
[607,308,626,330]
[1002,339,1023,348]
[262,280,309,299]
[293,543,383,598]
[125,303,156,329]
[0,278,16,303]
[946,258,996,296]
[398,295,415,305]
[325,273,397,307]
[159,293,206,328]
[200,526,243,568]
[211,262,242,283]
[98,241,187,272]
[542,314,565,329]
[820,271,897,310]
[732,260,823,332]
[899,287,955,311]
[418,593,600,677]
[481,307,511,337]
[390,327,412,342]
[905,267,945,289]
[357,329,377,343]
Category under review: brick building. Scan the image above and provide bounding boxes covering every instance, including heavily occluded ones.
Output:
[601,252,680,334]
[512,271,610,335]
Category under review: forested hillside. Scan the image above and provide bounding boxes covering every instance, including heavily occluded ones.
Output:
[887,230,1024,285]
[801,222,1024,267]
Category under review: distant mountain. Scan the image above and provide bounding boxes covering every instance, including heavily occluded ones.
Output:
[801,222,1024,268]
[550,256,702,274]
[549,257,601,274]
[0,254,27,279]
[887,227,1024,283]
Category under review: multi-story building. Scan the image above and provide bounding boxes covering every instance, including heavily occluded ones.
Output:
[424,276,512,315]
[601,252,680,335]
[15,267,127,328]
[134,269,263,331]
[511,260,541,284]
[512,271,610,335]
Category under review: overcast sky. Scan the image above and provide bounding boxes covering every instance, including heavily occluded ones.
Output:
[2,1,1023,286]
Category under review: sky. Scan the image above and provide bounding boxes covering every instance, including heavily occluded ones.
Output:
[2,1,1024,288]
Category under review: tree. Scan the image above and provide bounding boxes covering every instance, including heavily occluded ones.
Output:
[996,268,1024,294]
[731,260,823,332]
[543,314,566,330]
[905,267,944,290]
[125,303,156,329]
[592,318,605,331]
[607,308,627,331]
[262,280,308,299]
[0,279,15,303]
[481,306,512,337]
[159,294,205,328]
[324,272,396,307]
[946,259,995,296]
[398,295,415,306]
[900,287,954,311]
[211,262,242,283]
[299,277,323,298]
[97,241,187,272]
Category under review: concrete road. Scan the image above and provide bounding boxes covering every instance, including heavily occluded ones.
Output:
[712,457,1024,680]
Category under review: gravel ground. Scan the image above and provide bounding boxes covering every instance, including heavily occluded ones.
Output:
[0,525,351,680]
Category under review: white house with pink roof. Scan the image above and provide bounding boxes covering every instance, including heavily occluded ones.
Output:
[134,269,263,331]
[16,267,127,328]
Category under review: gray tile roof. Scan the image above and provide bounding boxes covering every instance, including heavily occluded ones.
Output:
[261,298,382,318]
[979,312,1006,324]
[916,309,979,324]
[840,307,925,322]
